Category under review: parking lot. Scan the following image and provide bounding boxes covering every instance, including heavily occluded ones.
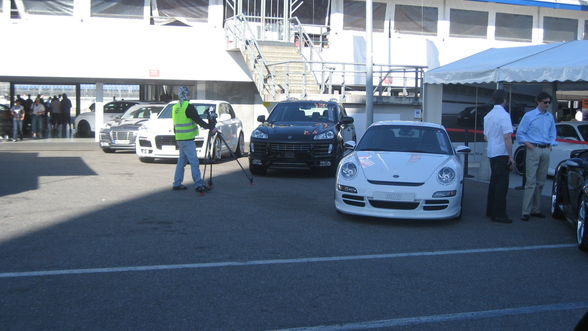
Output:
[0,139,587,330]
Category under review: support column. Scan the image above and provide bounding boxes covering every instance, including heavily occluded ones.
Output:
[95,83,104,142]
[365,0,374,131]
[75,84,81,116]
[423,83,442,124]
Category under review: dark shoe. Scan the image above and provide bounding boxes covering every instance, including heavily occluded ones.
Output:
[530,212,546,218]
[172,185,187,191]
[195,185,209,193]
[492,217,512,223]
[520,214,530,221]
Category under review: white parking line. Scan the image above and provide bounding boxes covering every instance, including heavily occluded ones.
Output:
[269,301,588,330]
[0,243,575,279]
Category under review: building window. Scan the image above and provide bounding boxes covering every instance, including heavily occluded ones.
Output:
[343,0,387,32]
[394,4,438,35]
[585,20,588,40]
[544,16,578,42]
[91,0,144,19]
[449,9,487,38]
[155,0,208,23]
[294,0,330,25]
[495,12,532,42]
[19,0,73,16]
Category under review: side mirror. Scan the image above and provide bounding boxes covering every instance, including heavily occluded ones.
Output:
[219,113,231,122]
[257,115,266,123]
[455,145,471,153]
[344,141,356,150]
[150,112,158,119]
[340,116,354,124]
[565,159,582,168]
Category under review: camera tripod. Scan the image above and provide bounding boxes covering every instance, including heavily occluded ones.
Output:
[201,130,254,190]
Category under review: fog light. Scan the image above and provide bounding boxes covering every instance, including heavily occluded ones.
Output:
[320,161,332,167]
[252,159,263,165]
[433,190,456,198]
[337,184,357,193]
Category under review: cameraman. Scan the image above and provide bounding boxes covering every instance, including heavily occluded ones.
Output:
[172,86,217,193]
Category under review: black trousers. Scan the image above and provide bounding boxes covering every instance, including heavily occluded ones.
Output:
[486,155,510,218]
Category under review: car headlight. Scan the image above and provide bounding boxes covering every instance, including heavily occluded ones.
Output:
[340,162,357,179]
[314,130,335,140]
[251,129,268,139]
[437,167,456,185]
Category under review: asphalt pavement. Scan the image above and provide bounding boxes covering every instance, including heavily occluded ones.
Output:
[0,138,586,331]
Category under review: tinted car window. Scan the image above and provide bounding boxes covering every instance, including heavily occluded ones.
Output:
[556,124,580,140]
[356,125,453,155]
[577,125,588,141]
[121,106,163,119]
[268,101,338,122]
[103,102,119,114]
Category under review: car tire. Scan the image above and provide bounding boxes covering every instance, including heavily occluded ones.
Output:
[102,148,114,153]
[139,157,154,163]
[551,173,564,219]
[514,146,526,176]
[250,164,267,176]
[577,195,588,251]
[235,132,245,157]
[76,121,93,138]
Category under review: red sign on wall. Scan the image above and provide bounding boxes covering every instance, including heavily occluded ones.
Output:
[583,98,588,110]
[149,69,160,78]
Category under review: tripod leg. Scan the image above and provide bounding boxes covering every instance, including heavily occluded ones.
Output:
[217,133,254,184]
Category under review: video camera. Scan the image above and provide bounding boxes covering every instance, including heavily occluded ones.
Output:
[204,107,218,128]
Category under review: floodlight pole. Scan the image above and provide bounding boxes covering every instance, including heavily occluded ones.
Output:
[366,0,374,130]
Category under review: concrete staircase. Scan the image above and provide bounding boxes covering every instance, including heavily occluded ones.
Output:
[257,42,321,101]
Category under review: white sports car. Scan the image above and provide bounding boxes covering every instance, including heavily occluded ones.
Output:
[136,100,244,163]
[335,121,470,220]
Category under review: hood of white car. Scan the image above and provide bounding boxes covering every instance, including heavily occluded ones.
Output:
[354,151,453,183]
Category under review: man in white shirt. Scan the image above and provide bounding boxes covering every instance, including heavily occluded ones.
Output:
[483,89,514,223]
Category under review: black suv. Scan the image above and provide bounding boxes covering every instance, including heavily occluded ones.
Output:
[249,100,355,175]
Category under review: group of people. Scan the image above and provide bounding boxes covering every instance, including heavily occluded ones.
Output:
[484,90,556,223]
[10,93,72,140]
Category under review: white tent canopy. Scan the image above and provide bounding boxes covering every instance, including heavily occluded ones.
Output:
[425,40,588,85]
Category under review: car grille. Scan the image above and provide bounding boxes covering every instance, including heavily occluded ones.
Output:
[269,143,330,154]
[155,135,177,149]
[368,200,420,210]
[367,180,424,186]
[112,131,135,142]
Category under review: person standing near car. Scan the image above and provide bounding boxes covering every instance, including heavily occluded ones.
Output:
[60,94,72,137]
[31,97,46,139]
[172,86,216,193]
[10,100,24,141]
[484,89,514,223]
[516,91,557,221]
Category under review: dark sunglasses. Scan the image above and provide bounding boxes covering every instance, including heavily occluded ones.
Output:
[540,100,551,104]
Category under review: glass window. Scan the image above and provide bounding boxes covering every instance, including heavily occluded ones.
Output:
[293,0,330,25]
[227,104,236,119]
[584,20,588,40]
[450,9,487,38]
[544,16,578,42]
[91,0,144,19]
[495,12,532,42]
[556,124,580,140]
[268,102,338,122]
[394,4,438,35]
[22,0,73,16]
[577,125,588,141]
[155,0,208,22]
[158,103,216,119]
[356,125,452,155]
[343,1,387,32]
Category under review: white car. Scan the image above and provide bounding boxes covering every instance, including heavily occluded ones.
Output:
[514,121,588,176]
[136,100,244,163]
[335,121,471,220]
[75,100,146,137]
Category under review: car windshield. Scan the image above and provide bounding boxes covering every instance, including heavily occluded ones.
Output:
[158,103,216,119]
[577,125,588,141]
[356,125,453,155]
[267,102,338,123]
[121,105,163,119]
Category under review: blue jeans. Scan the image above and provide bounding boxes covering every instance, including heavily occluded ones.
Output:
[32,115,43,136]
[12,119,22,140]
[173,140,203,188]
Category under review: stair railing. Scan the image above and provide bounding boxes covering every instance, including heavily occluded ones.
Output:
[224,15,280,99]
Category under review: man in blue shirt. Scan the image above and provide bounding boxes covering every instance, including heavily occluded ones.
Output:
[516,92,557,221]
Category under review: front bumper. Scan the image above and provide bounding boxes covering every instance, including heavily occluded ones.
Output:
[136,134,206,159]
[334,181,462,220]
[249,140,338,169]
[99,129,137,150]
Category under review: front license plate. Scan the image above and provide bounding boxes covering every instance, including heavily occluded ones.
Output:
[162,145,176,153]
[373,191,415,201]
[113,140,129,145]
